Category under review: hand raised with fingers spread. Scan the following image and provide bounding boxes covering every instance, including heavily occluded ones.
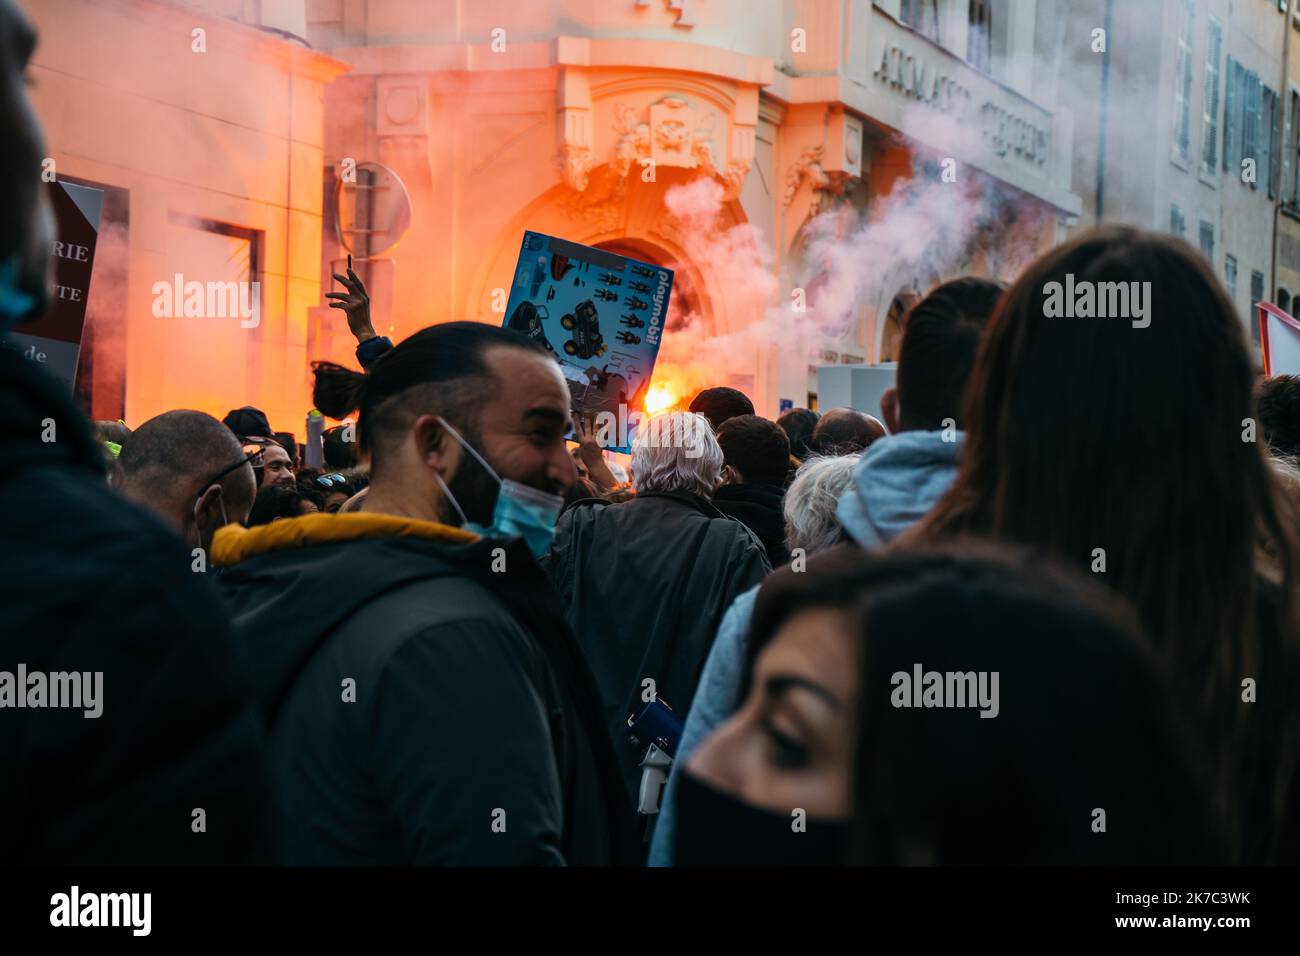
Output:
[572,412,619,492]
[326,266,376,344]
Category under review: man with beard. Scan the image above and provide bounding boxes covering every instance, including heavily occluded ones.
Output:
[212,323,637,865]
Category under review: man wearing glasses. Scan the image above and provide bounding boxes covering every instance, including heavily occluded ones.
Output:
[115,411,259,554]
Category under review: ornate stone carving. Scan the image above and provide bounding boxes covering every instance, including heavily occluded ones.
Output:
[609,96,751,199]
[612,103,653,179]
[558,143,594,192]
[784,145,851,215]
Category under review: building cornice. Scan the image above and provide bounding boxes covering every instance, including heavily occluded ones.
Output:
[332,36,772,87]
[104,0,351,83]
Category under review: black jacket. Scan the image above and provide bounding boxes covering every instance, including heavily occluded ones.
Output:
[543,492,770,797]
[214,514,638,866]
[0,345,272,863]
[713,481,790,567]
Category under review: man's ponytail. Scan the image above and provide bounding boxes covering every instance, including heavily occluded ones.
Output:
[312,361,366,420]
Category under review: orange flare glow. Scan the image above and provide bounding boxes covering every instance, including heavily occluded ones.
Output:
[643,383,679,415]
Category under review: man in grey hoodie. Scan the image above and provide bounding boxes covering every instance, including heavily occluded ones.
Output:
[648,276,1003,865]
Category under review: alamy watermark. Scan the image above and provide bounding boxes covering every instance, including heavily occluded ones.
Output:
[586,406,710,458]
[50,886,150,936]
[1042,274,1151,329]
[151,274,261,328]
[0,664,102,718]
[890,663,999,718]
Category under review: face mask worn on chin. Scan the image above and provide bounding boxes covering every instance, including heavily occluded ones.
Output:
[431,415,563,560]
[672,767,852,867]
[0,257,39,335]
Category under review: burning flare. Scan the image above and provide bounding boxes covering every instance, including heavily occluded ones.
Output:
[643,383,679,416]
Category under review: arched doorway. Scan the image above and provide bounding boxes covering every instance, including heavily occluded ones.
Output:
[595,237,705,336]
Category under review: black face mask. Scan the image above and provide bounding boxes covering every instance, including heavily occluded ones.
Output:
[672,769,852,866]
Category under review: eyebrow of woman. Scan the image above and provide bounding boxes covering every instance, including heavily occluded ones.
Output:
[763,674,843,710]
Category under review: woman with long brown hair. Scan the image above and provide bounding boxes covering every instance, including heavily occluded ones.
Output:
[907,226,1300,862]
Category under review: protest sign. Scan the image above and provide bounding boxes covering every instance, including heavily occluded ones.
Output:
[1259,301,1300,378]
[502,232,673,452]
[6,180,104,391]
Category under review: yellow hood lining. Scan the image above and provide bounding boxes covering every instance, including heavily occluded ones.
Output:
[212,511,479,567]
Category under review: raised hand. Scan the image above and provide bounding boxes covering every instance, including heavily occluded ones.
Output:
[572,412,620,493]
[326,265,376,344]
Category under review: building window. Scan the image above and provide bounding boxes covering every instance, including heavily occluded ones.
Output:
[1279,288,1293,316]
[164,212,263,409]
[1265,85,1280,198]
[1199,220,1215,261]
[1223,56,1241,171]
[1226,255,1238,300]
[1291,92,1300,204]
[1244,69,1262,189]
[1171,204,1187,238]
[1173,0,1194,163]
[967,0,992,73]
[1201,20,1222,175]
[900,0,941,43]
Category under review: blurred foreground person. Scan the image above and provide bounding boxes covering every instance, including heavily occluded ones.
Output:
[115,410,258,552]
[654,278,1005,861]
[0,0,270,862]
[837,277,1002,549]
[910,227,1300,863]
[214,323,637,865]
[674,546,1225,865]
[713,414,792,566]
[545,411,770,814]
[649,453,859,864]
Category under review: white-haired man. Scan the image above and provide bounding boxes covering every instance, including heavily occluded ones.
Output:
[544,411,771,814]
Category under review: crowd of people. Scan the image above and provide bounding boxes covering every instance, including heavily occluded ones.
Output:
[3,0,1300,866]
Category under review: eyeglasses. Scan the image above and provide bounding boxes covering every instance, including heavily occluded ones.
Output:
[315,473,347,488]
[195,445,264,501]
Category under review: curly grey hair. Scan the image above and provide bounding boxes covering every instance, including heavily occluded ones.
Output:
[783,453,861,555]
[631,411,723,497]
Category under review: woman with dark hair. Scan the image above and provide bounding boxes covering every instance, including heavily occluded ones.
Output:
[672,545,1226,865]
[905,226,1299,862]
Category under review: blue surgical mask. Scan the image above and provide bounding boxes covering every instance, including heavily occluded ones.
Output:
[432,416,564,560]
[0,258,38,334]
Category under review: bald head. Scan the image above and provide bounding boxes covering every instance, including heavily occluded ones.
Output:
[117,410,256,546]
[810,408,886,456]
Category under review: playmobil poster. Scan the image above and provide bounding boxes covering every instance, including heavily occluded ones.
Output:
[503,231,673,453]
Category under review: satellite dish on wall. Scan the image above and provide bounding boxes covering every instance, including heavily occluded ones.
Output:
[332,161,412,259]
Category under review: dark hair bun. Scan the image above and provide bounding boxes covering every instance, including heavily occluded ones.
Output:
[312,361,366,419]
